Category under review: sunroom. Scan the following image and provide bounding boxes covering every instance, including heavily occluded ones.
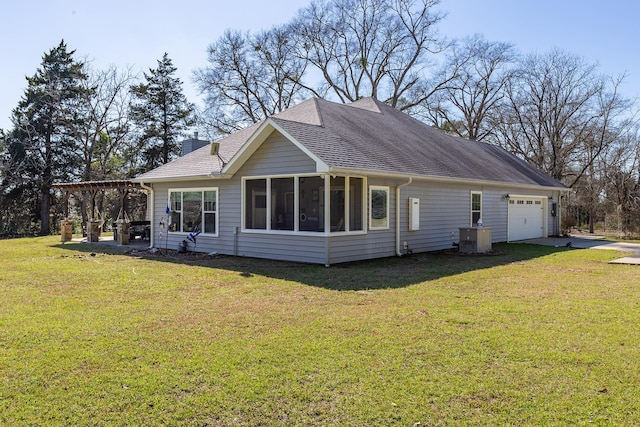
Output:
[242,174,384,235]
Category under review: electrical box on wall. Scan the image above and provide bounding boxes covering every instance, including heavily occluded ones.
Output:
[409,197,420,231]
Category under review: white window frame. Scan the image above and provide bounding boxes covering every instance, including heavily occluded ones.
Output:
[369,185,390,230]
[241,174,367,235]
[470,191,482,227]
[167,188,219,236]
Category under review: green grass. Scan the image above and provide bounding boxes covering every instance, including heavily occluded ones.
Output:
[1,236,639,426]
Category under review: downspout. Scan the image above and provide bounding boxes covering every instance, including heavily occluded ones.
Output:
[139,182,155,249]
[324,174,331,267]
[396,178,413,257]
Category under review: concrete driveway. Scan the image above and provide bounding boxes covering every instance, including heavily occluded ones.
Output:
[521,234,640,265]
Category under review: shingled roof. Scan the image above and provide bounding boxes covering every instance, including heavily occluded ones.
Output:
[135,97,565,189]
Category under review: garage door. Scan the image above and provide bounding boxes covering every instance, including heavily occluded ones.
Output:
[508,197,544,241]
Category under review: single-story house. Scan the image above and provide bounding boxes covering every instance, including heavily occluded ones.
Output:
[133,97,568,265]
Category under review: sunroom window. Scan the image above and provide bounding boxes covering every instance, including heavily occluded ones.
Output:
[271,177,294,230]
[168,189,218,234]
[299,176,324,232]
[330,176,363,232]
[243,175,364,233]
[245,179,267,230]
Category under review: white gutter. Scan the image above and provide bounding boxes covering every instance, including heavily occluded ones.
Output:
[132,173,231,184]
[396,177,413,257]
[139,182,155,249]
[328,167,570,193]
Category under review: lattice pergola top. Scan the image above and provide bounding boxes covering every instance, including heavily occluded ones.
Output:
[52,180,144,192]
[53,180,147,220]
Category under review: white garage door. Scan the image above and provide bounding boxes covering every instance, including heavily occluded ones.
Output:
[508,197,544,241]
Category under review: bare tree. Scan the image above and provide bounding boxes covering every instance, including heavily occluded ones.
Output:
[59,64,137,224]
[195,0,451,132]
[494,49,632,187]
[429,34,518,141]
[66,64,136,182]
[293,0,448,110]
[598,128,640,235]
[195,26,311,135]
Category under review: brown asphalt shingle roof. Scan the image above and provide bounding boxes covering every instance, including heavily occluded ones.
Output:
[135,97,565,189]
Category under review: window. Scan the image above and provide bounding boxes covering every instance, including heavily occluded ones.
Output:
[168,189,218,235]
[348,178,364,231]
[471,191,482,226]
[299,176,324,232]
[243,175,364,233]
[330,176,363,232]
[245,179,267,230]
[330,176,346,231]
[370,186,389,230]
[271,177,294,230]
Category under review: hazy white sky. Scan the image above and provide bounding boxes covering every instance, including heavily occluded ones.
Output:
[1,0,638,131]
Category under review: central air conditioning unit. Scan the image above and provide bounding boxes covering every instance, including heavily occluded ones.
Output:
[458,227,492,253]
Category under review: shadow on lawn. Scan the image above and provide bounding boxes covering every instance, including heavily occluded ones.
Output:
[54,240,568,291]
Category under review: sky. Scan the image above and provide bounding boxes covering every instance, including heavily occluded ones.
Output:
[1,0,638,132]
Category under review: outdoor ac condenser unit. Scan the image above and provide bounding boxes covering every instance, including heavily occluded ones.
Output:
[459,227,492,253]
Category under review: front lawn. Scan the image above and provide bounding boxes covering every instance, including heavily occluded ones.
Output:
[1,237,638,426]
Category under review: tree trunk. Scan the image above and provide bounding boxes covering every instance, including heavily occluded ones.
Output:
[40,189,51,235]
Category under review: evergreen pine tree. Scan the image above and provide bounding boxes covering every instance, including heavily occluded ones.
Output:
[129,53,195,173]
[2,40,89,235]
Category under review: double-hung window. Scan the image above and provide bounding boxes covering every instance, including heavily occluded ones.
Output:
[168,188,218,235]
[471,191,482,226]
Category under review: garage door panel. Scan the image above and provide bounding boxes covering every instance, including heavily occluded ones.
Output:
[508,198,544,241]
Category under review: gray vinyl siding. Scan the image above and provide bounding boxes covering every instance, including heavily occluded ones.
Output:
[327,231,396,264]
[241,131,316,175]
[326,178,397,264]
[144,130,560,264]
[401,183,468,253]
[395,182,556,254]
[150,180,228,255]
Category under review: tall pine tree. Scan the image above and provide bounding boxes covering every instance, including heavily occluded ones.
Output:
[129,53,195,173]
[2,40,89,235]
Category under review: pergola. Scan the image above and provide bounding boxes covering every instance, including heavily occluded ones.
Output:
[52,180,146,221]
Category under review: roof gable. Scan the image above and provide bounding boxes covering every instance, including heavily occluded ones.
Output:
[221,119,329,176]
